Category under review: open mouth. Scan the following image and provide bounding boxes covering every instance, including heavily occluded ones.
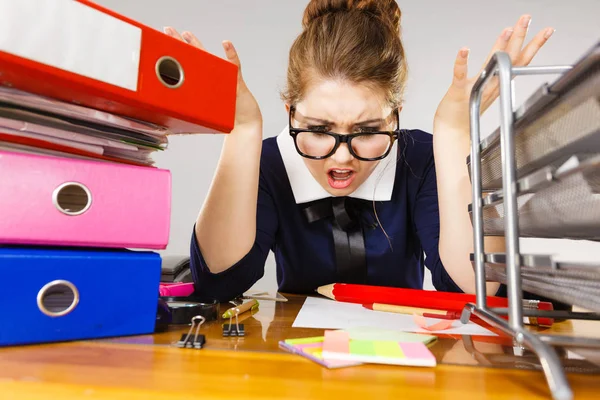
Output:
[327,168,356,189]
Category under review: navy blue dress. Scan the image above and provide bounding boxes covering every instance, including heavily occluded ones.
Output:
[189,129,463,302]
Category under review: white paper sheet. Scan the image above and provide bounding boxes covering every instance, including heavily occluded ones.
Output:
[0,126,103,154]
[0,117,138,151]
[292,297,497,336]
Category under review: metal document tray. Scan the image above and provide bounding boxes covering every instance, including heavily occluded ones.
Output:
[471,154,600,241]
[478,253,600,312]
[468,42,600,190]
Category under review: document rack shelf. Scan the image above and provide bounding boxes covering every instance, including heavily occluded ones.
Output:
[463,40,600,400]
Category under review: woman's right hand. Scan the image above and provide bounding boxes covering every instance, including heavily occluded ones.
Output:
[164,27,263,132]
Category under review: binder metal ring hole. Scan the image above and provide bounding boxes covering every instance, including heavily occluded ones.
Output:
[53,182,92,216]
[156,56,185,88]
[37,280,80,317]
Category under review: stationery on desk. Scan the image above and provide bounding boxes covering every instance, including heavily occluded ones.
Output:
[318,283,554,327]
[222,299,259,337]
[288,283,497,335]
[317,283,511,311]
[283,282,538,368]
[321,330,437,367]
[280,328,438,369]
[223,299,260,319]
[293,296,496,336]
[363,303,462,320]
[279,336,362,369]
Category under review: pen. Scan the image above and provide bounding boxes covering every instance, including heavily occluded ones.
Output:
[222,299,259,319]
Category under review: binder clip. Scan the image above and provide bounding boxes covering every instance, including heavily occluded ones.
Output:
[222,307,244,337]
[177,315,206,349]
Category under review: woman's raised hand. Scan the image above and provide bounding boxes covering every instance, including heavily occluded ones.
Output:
[434,15,555,131]
[163,27,262,132]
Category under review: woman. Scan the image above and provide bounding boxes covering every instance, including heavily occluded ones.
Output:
[165,0,554,302]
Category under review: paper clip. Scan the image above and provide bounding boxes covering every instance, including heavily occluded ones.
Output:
[222,306,245,337]
[177,315,206,349]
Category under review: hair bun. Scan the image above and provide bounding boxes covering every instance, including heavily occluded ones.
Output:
[302,0,401,33]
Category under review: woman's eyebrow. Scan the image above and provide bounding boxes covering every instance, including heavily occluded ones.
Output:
[302,115,384,125]
[302,116,332,124]
[355,118,385,125]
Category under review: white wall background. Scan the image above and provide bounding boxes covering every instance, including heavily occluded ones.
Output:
[96,0,600,291]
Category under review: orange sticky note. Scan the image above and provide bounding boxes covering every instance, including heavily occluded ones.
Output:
[413,314,455,331]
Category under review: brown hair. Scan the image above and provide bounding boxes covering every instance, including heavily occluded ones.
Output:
[282,0,408,108]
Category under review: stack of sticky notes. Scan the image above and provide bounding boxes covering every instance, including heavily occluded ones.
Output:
[321,329,437,367]
[279,336,362,369]
[279,328,438,369]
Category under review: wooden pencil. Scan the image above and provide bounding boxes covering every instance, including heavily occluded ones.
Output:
[365,303,453,316]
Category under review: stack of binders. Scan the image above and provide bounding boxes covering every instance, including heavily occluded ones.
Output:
[0,0,237,346]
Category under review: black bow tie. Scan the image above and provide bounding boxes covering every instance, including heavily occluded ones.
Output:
[301,197,373,284]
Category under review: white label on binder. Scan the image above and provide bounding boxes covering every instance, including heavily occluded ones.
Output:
[0,0,142,91]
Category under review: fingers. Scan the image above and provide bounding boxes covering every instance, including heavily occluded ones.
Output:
[163,26,184,41]
[163,27,206,50]
[505,14,531,59]
[452,47,470,87]
[222,40,243,81]
[163,27,243,83]
[516,27,555,66]
[478,15,555,73]
[479,27,514,74]
[182,31,205,50]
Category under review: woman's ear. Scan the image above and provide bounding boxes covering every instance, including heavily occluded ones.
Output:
[285,103,291,113]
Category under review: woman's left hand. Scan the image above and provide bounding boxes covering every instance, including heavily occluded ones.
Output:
[434,14,555,131]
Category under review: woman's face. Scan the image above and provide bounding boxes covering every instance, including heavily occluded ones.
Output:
[290,79,395,197]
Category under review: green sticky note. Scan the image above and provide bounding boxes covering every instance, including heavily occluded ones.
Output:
[345,327,436,344]
[285,336,325,345]
[349,339,376,356]
[373,341,405,358]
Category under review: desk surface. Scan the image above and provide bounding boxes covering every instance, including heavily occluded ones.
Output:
[2,295,600,399]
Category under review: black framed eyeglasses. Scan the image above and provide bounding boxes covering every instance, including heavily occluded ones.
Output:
[288,106,400,161]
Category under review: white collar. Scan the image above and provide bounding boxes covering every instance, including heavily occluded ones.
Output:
[276,125,397,204]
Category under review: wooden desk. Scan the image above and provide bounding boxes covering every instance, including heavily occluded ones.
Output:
[1,295,599,399]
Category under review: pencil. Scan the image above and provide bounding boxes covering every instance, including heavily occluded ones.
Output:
[222,299,259,319]
[363,303,461,319]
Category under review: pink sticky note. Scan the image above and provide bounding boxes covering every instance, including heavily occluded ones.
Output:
[323,330,351,354]
[414,314,455,331]
[398,342,437,366]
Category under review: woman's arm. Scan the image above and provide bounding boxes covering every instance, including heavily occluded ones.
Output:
[196,122,263,273]
[433,120,504,294]
[164,28,263,274]
[431,15,555,293]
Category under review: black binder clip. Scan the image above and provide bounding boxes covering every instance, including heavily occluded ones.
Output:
[222,307,245,337]
[177,315,206,349]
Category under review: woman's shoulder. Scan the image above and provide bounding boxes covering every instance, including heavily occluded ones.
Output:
[260,136,284,168]
[257,136,290,188]
[400,129,433,152]
[397,128,435,167]
[261,135,280,154]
